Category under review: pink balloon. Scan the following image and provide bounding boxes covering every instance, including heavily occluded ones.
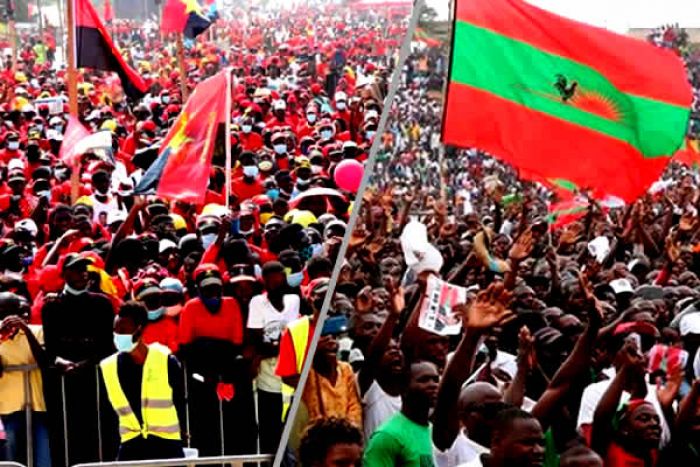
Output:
[334,159,364,193]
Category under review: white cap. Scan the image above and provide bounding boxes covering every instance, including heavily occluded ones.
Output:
[334,91,347,102]
[342,140,358,150]
[680,313,700,336]
[49,116,63,126]
[14,219,38,237]
[364,109,379,121]
[159,239,178,254]
[609,278,633,295]
[106,210,127,226]
[20,104,35,113]
[8,159,25,171]
[272,99,287,111]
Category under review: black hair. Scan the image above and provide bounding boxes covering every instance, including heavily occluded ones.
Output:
[560,443,601,467]
[306,256,332,279]
[299,417,362,467]
[118,301,148,329]
[492,408,538,441]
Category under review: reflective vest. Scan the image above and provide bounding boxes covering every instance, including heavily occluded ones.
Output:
[281,316,310,420]
[100,343,181,443]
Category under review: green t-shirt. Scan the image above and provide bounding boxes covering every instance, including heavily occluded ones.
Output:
[363,412,435,467]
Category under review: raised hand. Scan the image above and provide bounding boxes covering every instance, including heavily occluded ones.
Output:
[517,326,536,371]
[509,228,533,261]
[578,270,604,326]
[356,285,373,314]
[458,282,514,330]
[657,363,684,408]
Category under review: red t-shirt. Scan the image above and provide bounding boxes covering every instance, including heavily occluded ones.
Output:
[178,297,244,347]
[240,132,263,152]
[143,316,179,353]
[275,318,315,378]
[231,176,264,201]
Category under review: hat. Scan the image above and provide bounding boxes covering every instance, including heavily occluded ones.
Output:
[159,239,178,254]
[304,277,330,300]
[609,278,634,296]
[160,277,184,295]
[680,314,700,336]
[133,279,162,300]
[273,99,287,111]
[7,159,25,172]
[14,219,38,237]
[228,263,257,283]
[613,321,660,338]
[107,210,127,226]
[62,253,91,272]
[195,264,223,287]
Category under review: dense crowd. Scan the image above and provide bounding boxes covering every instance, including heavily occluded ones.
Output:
[0,3,408,466]
[290,25,700,467]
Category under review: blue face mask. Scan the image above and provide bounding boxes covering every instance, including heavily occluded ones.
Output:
[201,233,217,250]
[311,243,323,258]
[320,130,333,140]
[266,188,280,201]
[241,124,252,133]
[162,96,170,104]
[201,296,222,312]
[274,144,287,155]
[147,307,166,321]
[114,333,137,353]
[307,113,317,123]
[21,255,34,267]
[243,165,259,178]
[287,271,304,288]
[365,130,376,141]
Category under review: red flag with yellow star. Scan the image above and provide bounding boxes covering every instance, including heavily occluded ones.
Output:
[135,70,228,204]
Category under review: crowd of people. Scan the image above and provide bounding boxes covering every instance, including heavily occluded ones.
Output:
[290,24,700,467]
[0,2,409,466]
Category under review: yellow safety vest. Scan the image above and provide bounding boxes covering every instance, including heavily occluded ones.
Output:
[281,316,310,420]
[100,344,181,443]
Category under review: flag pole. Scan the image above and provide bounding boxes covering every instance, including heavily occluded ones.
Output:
[224,67,232,210]
[176,33,189,101]
[66,0,81,204]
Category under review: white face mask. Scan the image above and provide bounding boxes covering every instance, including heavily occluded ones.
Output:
[7,142,19,151]
[320,130,333,140]
[201,233,217,250]
[311,165,323,175]
[64,284,88,296]
[241,124,252,134]
[336,101,346,110]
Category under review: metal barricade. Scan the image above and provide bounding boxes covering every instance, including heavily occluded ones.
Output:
[4,364,39,467]
[71,454,273,467]
[0,462,29,467]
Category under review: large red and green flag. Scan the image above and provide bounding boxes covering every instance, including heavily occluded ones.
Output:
[75,0,147,100]
[442,0,693,202]
[134,70,229,204]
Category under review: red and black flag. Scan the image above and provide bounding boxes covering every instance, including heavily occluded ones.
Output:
[74,0,147,100]
[161,0,214,39]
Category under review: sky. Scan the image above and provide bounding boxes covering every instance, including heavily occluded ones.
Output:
[429,0,700,32]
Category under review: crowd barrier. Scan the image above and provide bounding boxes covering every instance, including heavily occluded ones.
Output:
[3,363,268,467]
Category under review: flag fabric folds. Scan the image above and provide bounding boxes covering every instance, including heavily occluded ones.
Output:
[442,0,693,202]
[103,0,114,23]
[74,0,147,100]
[674,138,700,168]
[135,70,229,204]
[60,116,115,167]
[161,0,214,39]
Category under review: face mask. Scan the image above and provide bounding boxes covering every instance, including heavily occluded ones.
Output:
[297,178,311,188]
[299,244,313,262]
[162,96,170,104]
[201,296,222,312]
[320,130,333,140]
[336,101,346,110]
[311,165,323,175]
[201,233,217,250]
[35,124,44,132]
[55,168,68,180]
[254,263,262,279]
[64,284,87,296]
[365,130,376,140]
[243,165,259,178]
[37,190,51,200]
[260,212,273,225]
[95,188,109,196]
[7,142,19,151]
[54,125,64,133]
[241,124,252,134]
[273,144,287,155]
[266,188,280,201]
[307,113,317,123]
[259,160,273,172]
[286,271,304,288]
[114,333,137,352]
[311,243,323,258]
[147,307,166,321]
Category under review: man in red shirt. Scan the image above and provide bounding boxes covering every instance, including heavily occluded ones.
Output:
[238,117,263,152]
[134,278,179,353]
[231,151,264,201]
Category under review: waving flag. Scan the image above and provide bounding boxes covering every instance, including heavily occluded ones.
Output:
[135,70,229,204]
[74,0,147,99]
[161,0,214,39]
[442,0,692,202]
[103,0,114,23]
[674,138,700,168]
[59,116,91,167]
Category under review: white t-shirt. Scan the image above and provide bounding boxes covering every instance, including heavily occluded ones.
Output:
[247,293,300,393]
[90,194,122,225]
[576,368,670,446]
[435,431,489,467]
[362,380,401,441]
